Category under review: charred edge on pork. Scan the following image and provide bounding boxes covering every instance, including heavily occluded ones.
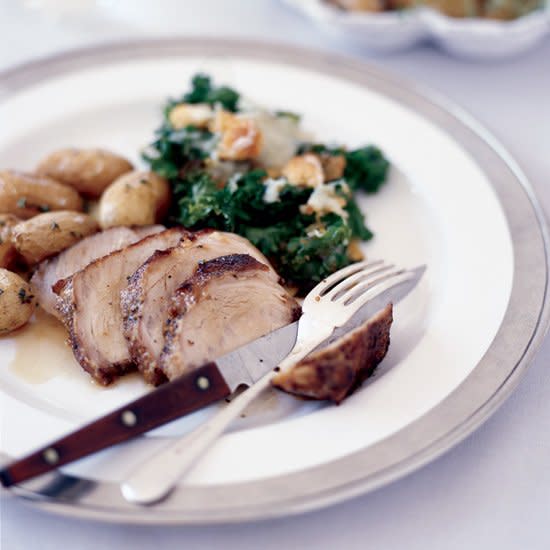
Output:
[121,230,280,386]
[55,276,135,384]
[54,228,187,385]
[160,253,301,380]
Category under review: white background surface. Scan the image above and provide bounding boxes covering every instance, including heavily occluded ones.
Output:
[0,0,549,548]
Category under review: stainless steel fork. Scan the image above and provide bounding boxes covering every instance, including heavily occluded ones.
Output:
[121,259,424,505]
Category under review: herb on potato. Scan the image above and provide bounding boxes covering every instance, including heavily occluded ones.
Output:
[18,287,34,305]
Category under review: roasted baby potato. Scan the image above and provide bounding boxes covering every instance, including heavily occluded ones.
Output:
[0,170,84,219]
[0,268,36,334]
[98,171,170,229]
[12,211,99,264]
[36,148,133,198]
[0,214,20,268]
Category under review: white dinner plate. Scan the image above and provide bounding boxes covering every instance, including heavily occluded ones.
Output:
[0,38,548,524]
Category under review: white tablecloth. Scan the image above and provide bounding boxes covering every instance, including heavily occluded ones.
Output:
[1,1,549,548]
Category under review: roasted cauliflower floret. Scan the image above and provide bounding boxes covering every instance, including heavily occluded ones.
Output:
[282,154,324,188]
[212,111,262,161]
[168,103,214,130]
[320,154,346,181]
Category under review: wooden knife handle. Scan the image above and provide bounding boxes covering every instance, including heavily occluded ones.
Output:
[0,362,230,488]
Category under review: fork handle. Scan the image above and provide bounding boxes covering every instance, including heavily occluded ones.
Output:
[120,336,326,505]
[121,370,273,504]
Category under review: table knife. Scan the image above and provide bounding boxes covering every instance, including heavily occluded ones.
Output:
[0,321,299,489]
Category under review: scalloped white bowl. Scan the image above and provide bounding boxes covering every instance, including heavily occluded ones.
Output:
[282,0,550,58]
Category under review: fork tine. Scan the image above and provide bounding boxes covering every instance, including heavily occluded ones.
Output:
[303,259,383,307]
[325,263,395,301]
[336,267,407,305]
[337,270,417,321]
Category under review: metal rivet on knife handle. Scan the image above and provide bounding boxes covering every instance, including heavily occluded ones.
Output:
[121,410,138,427]
[42,447,60,465]
[196,376,210,390]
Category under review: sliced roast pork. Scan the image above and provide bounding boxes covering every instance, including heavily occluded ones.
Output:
[31,227,140,317]
[121,230,278,385]
[160,254,301,381]
[272,304,393,403]
[132,224,166,239]
[55,228,187,385]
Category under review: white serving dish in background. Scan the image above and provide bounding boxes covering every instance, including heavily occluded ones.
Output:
[283,0,550,59]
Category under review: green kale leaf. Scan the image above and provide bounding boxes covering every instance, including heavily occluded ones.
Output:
[182,74,240,112]
[142,75,391,294]
[345,196,373,241]
[170,168,371,290]
[279,215,353,289]
[229,171,312,228]
[296,142,344,156]
[242,218,309,259]
[143,126,217,179]
[175,171,228,229]
[297,142,390,193]
[344,146,390,193]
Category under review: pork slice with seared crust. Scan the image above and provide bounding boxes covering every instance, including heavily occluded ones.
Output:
[121,229,278,385]
[272,304,393,403]
[55,228,187,385]
[31,227,140,318]
[160,254,301,382]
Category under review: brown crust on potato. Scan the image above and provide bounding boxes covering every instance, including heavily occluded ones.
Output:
[0,170,83,219]
[98,170,171,229]
[36,148,133,198]
[0,268,36,334]
[12,211,99,264]
[0,214,20,269]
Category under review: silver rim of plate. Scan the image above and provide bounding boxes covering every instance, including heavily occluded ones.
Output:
[0,38,548,524]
